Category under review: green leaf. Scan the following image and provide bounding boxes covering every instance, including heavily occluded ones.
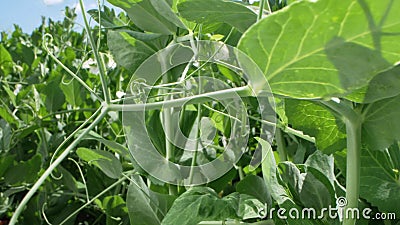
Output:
[285,99,346,154]
[4,154,42,185]
[88,7,126,28]
[207,168,237,193]
[345,65,400,103]
[304,150,336,192]
[238,0,400,99]
[360,147,400,214]
[10,42,34,66]
[0,154,15,178]
[108,30,156,73]
[57,166,78,193]
[114,29,164,42]
[257,138,291,205]
[80,130,130,159]
[161,187,264,225]
[76,147,122,179]
[0,99,18,125]
[362,94,400,150]
[0,44,13,75]
[237,194,266,220]
[44,196,81,225]
[236,174,272,206]
[2,83,17,107]
[59,77,84,107]
[178,0,257,33]
[103,195,129,224]
[161,187,234,225]
[279,162,332,211]
[257,138,314,225]
[149,0,186,29]
[107,0,182,34]
[43,77,65,112]
[126,175,162,225]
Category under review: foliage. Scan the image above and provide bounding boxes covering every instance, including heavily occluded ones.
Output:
[1,0,400,225]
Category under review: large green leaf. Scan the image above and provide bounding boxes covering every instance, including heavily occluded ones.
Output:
[177,0,257,33]
[161,187,264,225]
[285,99,346,154]
[360,147,400,214]
[107,30,156,73]
[76,147,122,179]
[107,0,184,34]
[238,0,400,99]
[362,94,400,150]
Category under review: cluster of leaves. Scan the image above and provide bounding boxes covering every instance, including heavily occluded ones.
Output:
[0,0,400,225]
[0,7,133,224]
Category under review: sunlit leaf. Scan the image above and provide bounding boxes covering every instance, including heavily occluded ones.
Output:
[239,0,400,98]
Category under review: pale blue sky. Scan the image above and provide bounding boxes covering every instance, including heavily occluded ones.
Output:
[0,0,116,33]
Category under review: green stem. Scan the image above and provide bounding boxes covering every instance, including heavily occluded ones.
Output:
[188,75,202,185]
[79,0,110,104]
[258,0,266,21]
[275,128,287,161]
[42,108,96,119]
[9,108,108,225]
[42,34,103,102]
[48,107,102,176]
[321,100,361,225]
[59,172,130,225]
[108,86,252,112]
[188,102,201,185]
[162,88,173,161]
[343,118,361,225]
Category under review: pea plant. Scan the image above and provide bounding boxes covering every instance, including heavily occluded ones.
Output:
[0,0,399,225]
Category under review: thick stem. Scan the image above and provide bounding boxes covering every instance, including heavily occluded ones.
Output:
[321,100,361,225]
[9,108,108,225]
[162,85,173,161]
[343,118,361,225]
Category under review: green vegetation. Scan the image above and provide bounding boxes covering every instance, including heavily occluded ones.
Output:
[0,0,399,225]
